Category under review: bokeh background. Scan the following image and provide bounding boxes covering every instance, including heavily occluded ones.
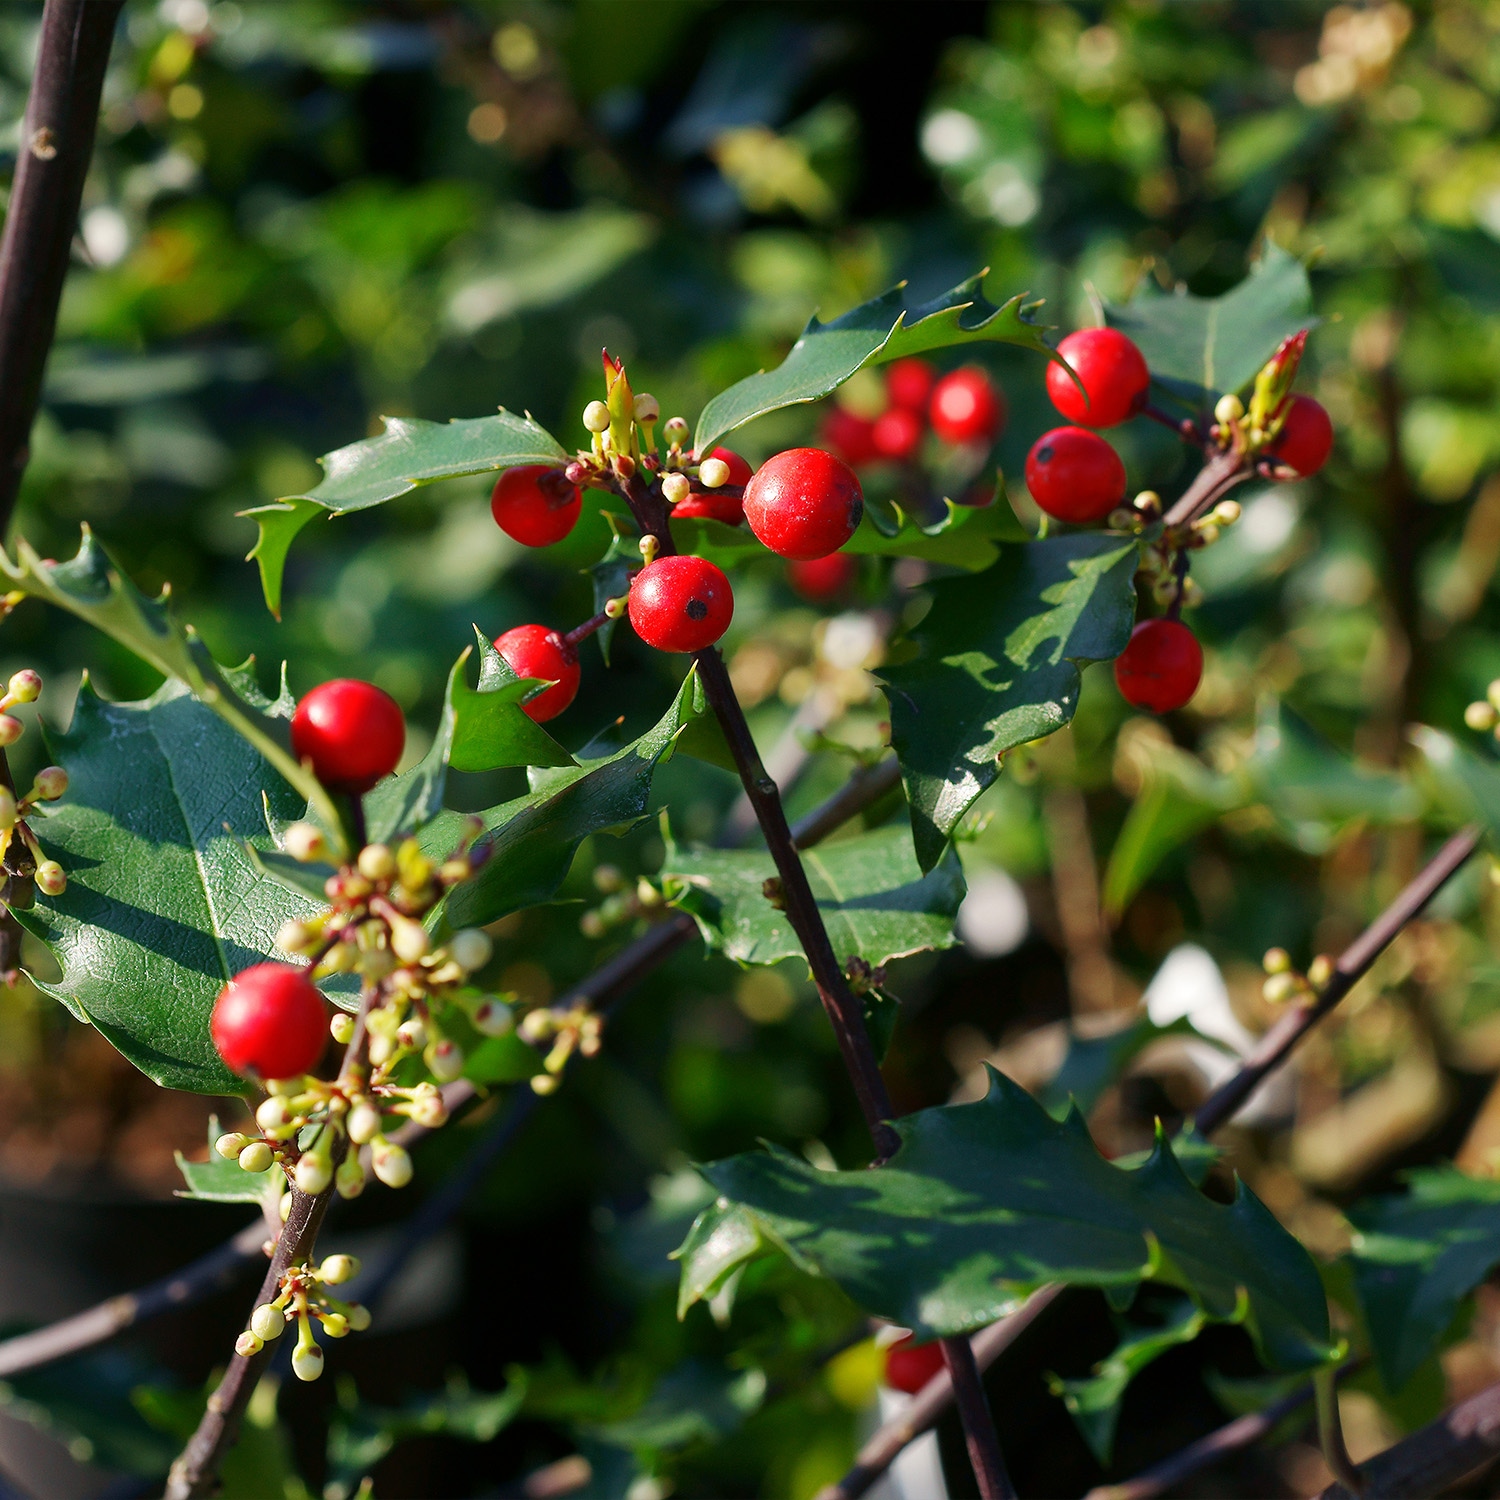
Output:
[4,2,1500,1497]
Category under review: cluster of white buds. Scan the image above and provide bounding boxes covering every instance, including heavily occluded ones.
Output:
[1107,489,1164,533]
[1133,500,1242,611]
[0,671,70,898]
[519,1000,603,1095]
[234,1252,371,1380]
[1261,946,1333,1005]
[578,864,667,940]
[1462,679,1500,739]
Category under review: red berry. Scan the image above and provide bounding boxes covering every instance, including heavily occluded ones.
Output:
[787,552,857,602]
[291,680,405,793]
[674,447,750,525]
[1024,426,1127,524]
[494,624,580,723]
[628,554,734,653]
[1114,618,1203,714]
[930,366,1005,445]
[1269,394,1333,477]
[871,406,924,462]
[885,1336,946,1394]
[212,962,327,1080]
[820,407,879,467]
[490,464,583,547]
[743,448,863,560]
[885,357,936,412]
[1046,328,1150,429]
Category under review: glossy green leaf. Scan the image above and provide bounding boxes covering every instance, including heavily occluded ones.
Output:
[694,272,1058,455]
[175,1117,283,1204]
[589,1361,765,1454]
[589,519,639,665]
[1051,1299,1208,1463]
[1348,1167,1500,1393]
[434,670,705,930]
[663,823,965,968]
[845,491,1029,570]
[363,652,461,846]
[0,529,346,846]
[884,535,1139,870]
[17,675,320,1094]
[290,410,567,514]
[677,1069,1334,1371]
[1104,243,1316,412]
[239,498,321,621]
[450,630,575,774]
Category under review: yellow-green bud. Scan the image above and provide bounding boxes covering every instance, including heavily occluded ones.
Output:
[1466,701,1498,732]
[295,1153,332,1195]
[1214,393,1245,425]
[1307,954,1334,990]
[357,843,396,881]
[31,766,67,801]
[320,1312,350,1339]
[0,715,22,748]
[250,1303,284,1341]
[216,1131,249,1159]
[663,416,689,445]
[388,913,431,964]
[347,1100,383,1145]
[449,928,492,972]
[661,472,691,505]
[283,823,328,863]
[7,670,40,704]
[1486,679,1500,713]
[1213,500,1242,526]
[582,400,611,433]
[330,1012,356,1045]
[336,1155,367,1199]
[1263,947,1292,974]
[239,1141,274,1174]
[280,1191,293,1222]
[319,1253,360,1284]
[235,1330,263,1358]
[35,862,67,897]
[371,1139,413,1188]
[1263,972,1299,1005]
[276,919,318,955]
[291,1341,324,1382]
[698,456,730,488]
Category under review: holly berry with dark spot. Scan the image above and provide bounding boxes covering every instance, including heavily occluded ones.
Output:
[212,962,327,1080]
[1268,394,1333,477]
[1114,618,1203,714]
[930,366,1005,445]
[1046,328,1150,429]
[885,1335,946,1394]
[819,407,880,467]
[1024,426,1127,524]
[490,464,583,547]
[871,405,924,461]
[291,679,405,793]
[885,357,936,412]
[787,552,857,603]
[674,447,751,525]
[629,554,734,652]
[494,624,580,722]
[743,447,863,560]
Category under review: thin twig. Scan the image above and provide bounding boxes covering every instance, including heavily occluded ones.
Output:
[0,0,124,533]
[1161,447,1253,528]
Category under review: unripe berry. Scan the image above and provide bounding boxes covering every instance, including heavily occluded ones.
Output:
[292,1341,324,1382]
[871,405,924,461]
[1113,618,1203,714]
[628,555,734,653]
[235,1330,263,1358]
[1024,426,1127,524]
[216,1131,249,1159]
[582,400,611,432]
[34,861,66,896]
[490,464,583,548]
[295,1152,332,1195]
[494,625,580,723]
[0,716,22,747]
[32,766,67,801]
[358,843,395,882]
[1268,394,1334,477]
[7,670,40,704]
[449,928,493,972]
[674,448,751,525]
[424,1037,465,1082]
[885,357,936,412]
[930,367,1005,445]
[213,963,327,1079]
[319,1253,360,1284]
[787,553,857,603]
[743,448,863,560]
[885,1335,946,1395]
[250,1303,284,1341]
[282,822,328,863]
[371,1138,413,1188]
[1046,328,1151,429]
[291,681,404,795]
[239,1141,274,1174]
[336,1155,367,1199]
[472,999,514,1037]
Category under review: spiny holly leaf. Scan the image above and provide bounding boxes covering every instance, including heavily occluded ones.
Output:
[175,1116,283,1205]
[694,272,1059,455]
[239,497,321,621]
[431,670,706,930]
[677,1069,1334,1372]
[1104,243,1316,414]
[884,534,1139,871]
[1347,1167,1500,1393]
[0,528,346,847]
[16,676,321,1094]
[449,629,574,773]
[1050,1299,1208,1464]
[663,822,964,969]
[845,489,1030,570]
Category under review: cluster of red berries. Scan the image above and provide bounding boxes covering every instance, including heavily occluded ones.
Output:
[822,358,1006,465]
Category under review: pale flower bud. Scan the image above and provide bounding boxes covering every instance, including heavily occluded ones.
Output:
[291,1341,324,1382]
[235,1330,263,1358]
[336,1155,367,1199]
[250,1303,284,1341]
[1263,947,1292,974]
[1307,954,1334,990]
[282,823,328,863]
[663,416,690,445]
[1466,701,1498,732]
[1213,500,1242,526]
[0,716,22,747]
[371,1138,413,1188]
[346,1303,372,1332]
[424,1038,465,1083]
[347,1100,382,1145]
[582,400,611,433]
[276,919,318,955]
[634,393,660,422]
[449,928,492,972]
[661,472,691,505]
[408,1091,448,1128]
[0,788,15,833]
[357,843,395,881]
[320,1312,350,1338]
[698,457,730,488]
[330,1012,355,1044]
[319,1253,360,1285]
[216,1132,249,1159]
[396,1016,428,1050]
[257,1096,292,1132]
[1263,972,1299,1005]
[1214,393,1245,425]
[472,999,514,1038]
[7,670,40,704]
[35,862,66,897]
[295,1153,332,1195]
[238,1141,273,1174]
[31,766,67,801]
[388,913,431,963]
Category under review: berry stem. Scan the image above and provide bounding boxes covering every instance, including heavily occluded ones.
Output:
[1162,447,1252,528]
[615,470,1011,1497]
[560,609,613,649]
